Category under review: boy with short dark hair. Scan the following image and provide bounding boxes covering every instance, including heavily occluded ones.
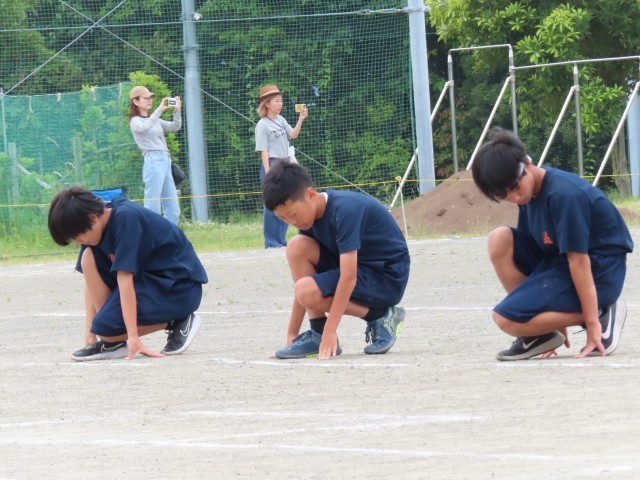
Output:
[48,186,208,361]
[471,129,633,360]
[262,162,410,360]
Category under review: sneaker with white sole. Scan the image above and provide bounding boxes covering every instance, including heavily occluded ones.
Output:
[275,329,343,359]
[275,330,342,359]
[161,313,201,355]
[582,297,627,356]
[364,306,406,355]
[496,331,565,361]
[70,340,128,361]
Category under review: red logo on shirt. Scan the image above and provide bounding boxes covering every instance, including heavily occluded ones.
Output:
[542,231,553,245]
[109,253,115,262]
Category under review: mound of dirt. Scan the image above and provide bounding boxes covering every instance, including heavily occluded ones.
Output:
[390,170,517,236]
[391,169,639,237]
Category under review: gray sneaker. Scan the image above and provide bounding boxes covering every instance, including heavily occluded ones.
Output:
[364,306,406,355]
[496,331,565,361]
[275,329,343,359]
[70,340,128,361]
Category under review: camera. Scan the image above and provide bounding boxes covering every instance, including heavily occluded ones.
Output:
[167,98,178,107]
[294,103,306,113]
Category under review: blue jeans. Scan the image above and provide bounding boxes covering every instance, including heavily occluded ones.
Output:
[143,150,180,225]
[260,158,289,248]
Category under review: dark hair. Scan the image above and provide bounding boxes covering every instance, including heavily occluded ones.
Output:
[48,186,105,246]
[471,128,528,202]
[262,162,314,211]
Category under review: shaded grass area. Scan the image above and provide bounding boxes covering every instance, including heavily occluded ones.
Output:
[2,200,640,265]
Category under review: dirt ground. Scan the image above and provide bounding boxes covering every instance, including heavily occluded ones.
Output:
[1,232,640,479]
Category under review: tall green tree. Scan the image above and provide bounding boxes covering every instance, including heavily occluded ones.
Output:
[427,0,640,192]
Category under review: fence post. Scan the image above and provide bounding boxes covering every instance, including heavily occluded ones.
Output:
[408,0,436,194]
[573,65,584,177]
[181,0,209,222]
[629,92,640,197]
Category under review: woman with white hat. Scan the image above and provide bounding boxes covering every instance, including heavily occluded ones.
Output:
[255,84,308,247]
[129,85,182,225]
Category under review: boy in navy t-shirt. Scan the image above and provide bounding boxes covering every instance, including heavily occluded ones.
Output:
[262,162,410,360]
[472,129,633,360]
[48,186,208,361]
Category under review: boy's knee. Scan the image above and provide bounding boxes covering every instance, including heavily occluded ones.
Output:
[493,311,518,335]
[286,234,317,259]
[294,276,322,306]
[487,227,513,260]
[80,247,96,271]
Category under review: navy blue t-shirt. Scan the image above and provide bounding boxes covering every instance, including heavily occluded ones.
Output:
[300,190,409,263]
[76,196,208,284]
[518,167,633,256]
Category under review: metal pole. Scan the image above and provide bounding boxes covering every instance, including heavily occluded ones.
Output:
[181,0,209,222]
[447,55,459,172]
[408,0,436,193]
[573,65,584,177]
[629,85,640,198]
[593,81,640,186]
[466,76,513,169]
[537,85,578,167]
[508,47,518,135]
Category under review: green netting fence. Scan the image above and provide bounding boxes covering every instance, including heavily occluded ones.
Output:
[0,1,636,254]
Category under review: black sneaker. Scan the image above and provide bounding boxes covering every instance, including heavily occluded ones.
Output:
[161,313,201,355]
[583,297,627,356]
[70,340,128,362]
[496,331,565,361]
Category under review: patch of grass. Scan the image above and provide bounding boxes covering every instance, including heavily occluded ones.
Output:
[2,196,639,265]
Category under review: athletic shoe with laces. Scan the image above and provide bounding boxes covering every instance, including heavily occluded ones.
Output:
[161,313,201,355]
[363,306,405,355]
[496,331,565,361]
[274,329,343,359]
[70,340,128,361]
[582,297,627,356]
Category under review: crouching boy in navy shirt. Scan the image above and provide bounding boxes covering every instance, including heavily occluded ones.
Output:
[471,129,633,361]
[262,162,410,360]
[48,186,208,361]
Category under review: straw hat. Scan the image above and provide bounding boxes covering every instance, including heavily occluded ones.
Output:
[258,84,282,102]
[129,86,155,100]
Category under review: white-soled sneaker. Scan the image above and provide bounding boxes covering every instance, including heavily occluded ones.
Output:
[70,340,128,361]
[161,313,201,355]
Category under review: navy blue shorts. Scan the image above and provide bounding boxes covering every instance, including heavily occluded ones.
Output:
[494,228,627,323]
[311,242,410,309]
[88,247,203,337]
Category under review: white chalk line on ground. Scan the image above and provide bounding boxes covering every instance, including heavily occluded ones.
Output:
[1,436,639,466]
[212,357,409,368]
[179,410,478,422]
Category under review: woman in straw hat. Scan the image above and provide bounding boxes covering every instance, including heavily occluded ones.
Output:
[255,84,308,248]
[129,85,182,225]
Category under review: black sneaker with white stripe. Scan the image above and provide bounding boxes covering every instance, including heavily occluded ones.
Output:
[587,297,627,355]
[70,340,128,361]
[496,331,565,361]
[161,313,201,355]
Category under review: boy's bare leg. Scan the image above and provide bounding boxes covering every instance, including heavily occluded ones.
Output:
[493,311,582,338]
[81,248,112,345]
[487,227,526,293]
[287,235,368,319]
[99,324,169,343]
